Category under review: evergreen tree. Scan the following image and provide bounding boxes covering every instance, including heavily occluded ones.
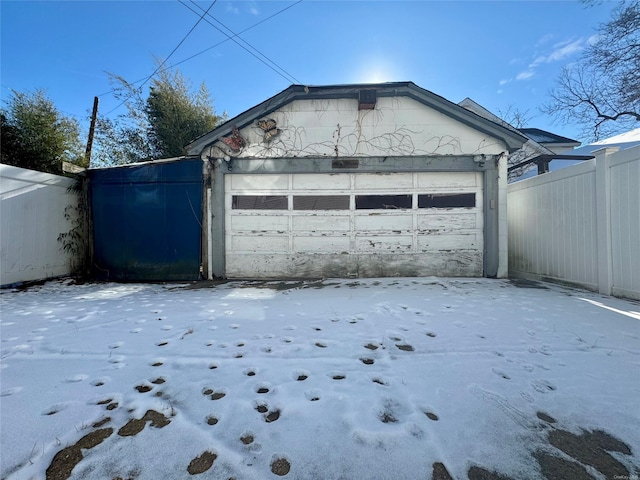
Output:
[1,89,84,174]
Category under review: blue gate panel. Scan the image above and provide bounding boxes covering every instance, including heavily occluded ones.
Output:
[89,159,203,281]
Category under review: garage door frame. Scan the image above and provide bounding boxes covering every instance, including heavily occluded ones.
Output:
[204,155,500,279]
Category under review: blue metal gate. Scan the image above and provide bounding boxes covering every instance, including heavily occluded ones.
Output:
[89,159,203,281]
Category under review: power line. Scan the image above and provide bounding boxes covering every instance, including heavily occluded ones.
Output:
[103,0,217,116]
[140,0,217,89]
[181,0,300,84]
[163,0,303,76]
[97,0,303,99]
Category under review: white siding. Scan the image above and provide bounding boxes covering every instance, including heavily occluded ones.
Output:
[1,165,80,286]
[205,97,508,160]
[508,145,640,300]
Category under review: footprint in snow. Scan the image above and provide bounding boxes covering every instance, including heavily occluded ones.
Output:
[42,402,70,416]
[492,368,511,380]
[149,358,165,367]
[202,387,227,400]
[423,410,439,421]
[304,390,321,401]
[396,344,414,352]
[108,342,123,349]
[531,379,556,393]
[63,374,88,383]
[1,386,23,396]
[135,384,153,393]
[270,456,291,476]
[130,328,142,333]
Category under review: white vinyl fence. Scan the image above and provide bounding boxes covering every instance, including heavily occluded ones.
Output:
[508,146,640,300]
[1,165,80,286]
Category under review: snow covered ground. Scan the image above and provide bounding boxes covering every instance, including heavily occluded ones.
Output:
[1,277,639,480]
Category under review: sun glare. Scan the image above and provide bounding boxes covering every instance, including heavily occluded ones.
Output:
[355,58,400,84]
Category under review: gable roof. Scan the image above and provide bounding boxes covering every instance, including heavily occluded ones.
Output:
[517,128,580,147]
[186,82,527,156]
[458,98,556,158]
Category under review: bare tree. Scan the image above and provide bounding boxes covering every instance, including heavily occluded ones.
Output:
[545,0,640,140]
[497,105,534,129]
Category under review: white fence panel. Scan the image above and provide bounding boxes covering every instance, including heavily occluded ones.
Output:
[1,165,80,286]
[609,149,640,299]
[508,146,640,300]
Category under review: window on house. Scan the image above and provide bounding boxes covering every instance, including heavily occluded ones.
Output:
[418,193,476,208]
[355,195,412,209]
[232,195,288,210]
[293,195,349,210]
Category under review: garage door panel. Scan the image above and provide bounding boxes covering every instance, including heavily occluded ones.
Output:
[293,215,350,231]
[417,233,481,250]
[354,173,413,190]
[225,252,482,279]
[355,235,413,252]
[354,214,413,231]
[230,174,289,191]
[356,252,482,277]
[231,235,288,252]
[231,215,289,232]
[294,236,350,253]
[292,174,350,190]
[416,172,480,188]
[417,213,478,231]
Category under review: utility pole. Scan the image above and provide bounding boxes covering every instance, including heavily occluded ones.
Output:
[84,96,99,167]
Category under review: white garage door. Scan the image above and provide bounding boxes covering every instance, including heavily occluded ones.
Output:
[224,172,483,278]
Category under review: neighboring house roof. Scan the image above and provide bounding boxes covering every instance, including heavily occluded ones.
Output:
[517,128,581,148]
[186,82,527,156]
[574,127,640,154]
[515,127,640,180]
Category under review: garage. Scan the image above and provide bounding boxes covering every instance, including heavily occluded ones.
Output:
[186,82,526,279]
[225,172,483,278]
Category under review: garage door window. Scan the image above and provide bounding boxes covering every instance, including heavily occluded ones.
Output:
[232,195,287,210]
[293,195,349,210]
[418,193,475,208]
[356,195,412,210]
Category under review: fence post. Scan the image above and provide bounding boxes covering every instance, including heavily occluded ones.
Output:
[594,147,618,296]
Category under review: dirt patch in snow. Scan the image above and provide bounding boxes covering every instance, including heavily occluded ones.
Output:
[187,451,217,475]
[431,421,635,480]
[270,457,291,476]
[46,428,113,480]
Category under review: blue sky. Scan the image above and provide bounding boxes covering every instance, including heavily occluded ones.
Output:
[1,1,616,144]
